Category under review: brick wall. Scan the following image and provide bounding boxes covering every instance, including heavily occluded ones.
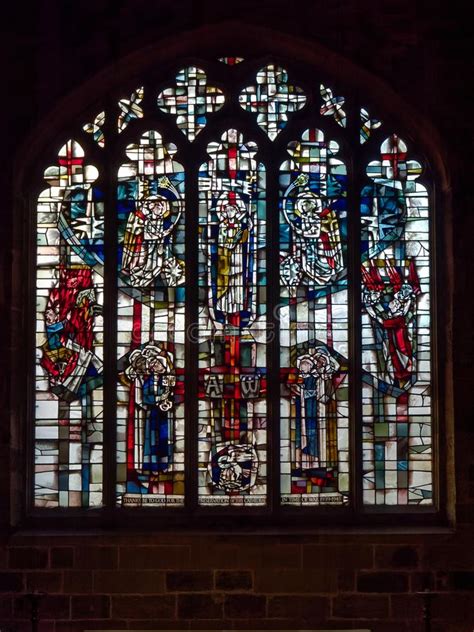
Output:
[1,1,473,631]
[1,531,474,631]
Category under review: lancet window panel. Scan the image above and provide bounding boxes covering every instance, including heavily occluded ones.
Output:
[32,57,436,519]
[197,129,267,506]
[35,140,104,508]
[116,131,186,507]
[279,129,349,507]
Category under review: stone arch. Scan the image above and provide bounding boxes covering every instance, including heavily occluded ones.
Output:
[9,21,454,525]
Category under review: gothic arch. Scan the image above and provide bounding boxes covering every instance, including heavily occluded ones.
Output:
[9,22,454,527]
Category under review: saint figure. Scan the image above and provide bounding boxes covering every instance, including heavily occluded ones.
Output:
[121,178,183,287]
[209,192,254,326]
[124,344,176,477]
[282,175,343,286]
[292,347,339,469]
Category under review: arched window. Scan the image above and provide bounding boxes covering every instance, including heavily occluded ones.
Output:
[31,51,442,525]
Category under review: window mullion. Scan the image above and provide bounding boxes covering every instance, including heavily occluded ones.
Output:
[102,100,119,514]
[346,97,364,514]
[185,157,200,513]
[266,150,281,513]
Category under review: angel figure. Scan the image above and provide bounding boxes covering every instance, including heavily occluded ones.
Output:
[121,177,183,287]
[282,174,344,286]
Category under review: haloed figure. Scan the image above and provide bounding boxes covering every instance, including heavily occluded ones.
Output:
[293,347,339,469]
[282,175,344,287]
[216,196,249,317]
[122,187,182,287]
[125,344,176,482]
[292,191,343,284]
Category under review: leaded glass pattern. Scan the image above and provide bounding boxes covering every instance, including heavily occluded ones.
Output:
[218,57,244,65]
[279,129,349,506]
[35,140,104,507]
[361,135,432,505]
[360,108,382,144]
[197,129,267,506]
[33,57,436,516]
[157,67,225,141]
[83,111,105,147]
[320,84,346,128]
[239,65,306,140]
[116,131,185,507]
[118,87,144,133]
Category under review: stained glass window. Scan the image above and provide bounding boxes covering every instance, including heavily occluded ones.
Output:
[361,135,431,505]
[198,129,267,506]
[116,131,186,507]
[157,68,225,141]
[279,129,349,506]
[33,58,436,518]
[36,140,104,507]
